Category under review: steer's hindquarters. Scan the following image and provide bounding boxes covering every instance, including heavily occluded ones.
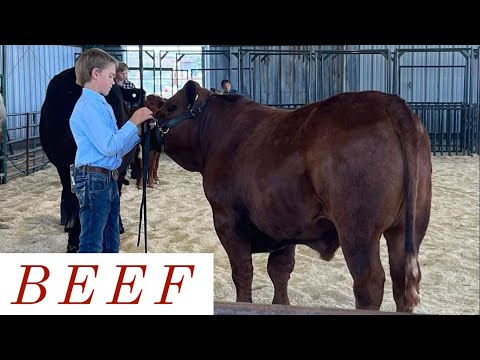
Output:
[305,93,430,312]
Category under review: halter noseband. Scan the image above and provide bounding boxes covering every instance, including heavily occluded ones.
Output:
[157,96,208,136]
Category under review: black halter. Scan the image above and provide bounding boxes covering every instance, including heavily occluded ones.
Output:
[158,98,208,136]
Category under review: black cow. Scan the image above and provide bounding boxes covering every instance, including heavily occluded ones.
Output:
[39,67,143,252]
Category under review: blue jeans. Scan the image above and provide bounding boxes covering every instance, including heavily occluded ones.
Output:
[74,168,120,253]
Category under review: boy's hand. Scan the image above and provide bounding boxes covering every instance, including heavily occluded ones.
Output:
[130,107,153,125]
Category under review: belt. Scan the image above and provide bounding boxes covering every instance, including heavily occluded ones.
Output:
[77,165,119,181]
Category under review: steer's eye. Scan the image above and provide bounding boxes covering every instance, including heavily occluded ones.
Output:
[167,105,176,114]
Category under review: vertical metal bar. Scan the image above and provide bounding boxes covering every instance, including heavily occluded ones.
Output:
[468,49,474,155]
[227,47,232,87]
[440,107,444,155]
[464,49,470,106]
[32,112,37,170]
[433,107,437,156]
[386,49,391,94]
[431,107,435,154]
[465,105,473,155]
[238,47,243,97]
[306,51,310,103]
[314,50,318,101]
[278,50,282,105]
[201,49,205,88]
[159,51,163,96]
[450,50,455,105]
[394,50,400,96]
[1,45,7,183]
[248,52,253,101]
[436,50,441,103]
[251,53,256,102]
[477,46,480,155]
[462,104,467,156]
[319,54,324,100]
[319,51,323,100]
[26,113,30,175]
[462,51,468,156]
[369,52,374,92]
[139,45,144,91]
[447,107,451,156]
[454,105,459,155]
[175,52,179,93]
[152,51,156,94]
[258,54,262,103]
[423,51,430,101]
[1,67,7,183]
[392,50,397,95]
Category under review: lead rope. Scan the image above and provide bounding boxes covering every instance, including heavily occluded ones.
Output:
[136,120,150,253]
[136,45,148,253]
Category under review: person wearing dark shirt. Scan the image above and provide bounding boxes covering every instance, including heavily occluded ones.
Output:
[221,79,238,94]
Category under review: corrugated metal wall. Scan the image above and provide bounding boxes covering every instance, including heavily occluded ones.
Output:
[3,45,82,141]
[206,45,479,106]
[208,45,344,105]
[344,44,478,103]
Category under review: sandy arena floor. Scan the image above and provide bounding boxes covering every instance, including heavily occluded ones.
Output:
[0,155,478,314]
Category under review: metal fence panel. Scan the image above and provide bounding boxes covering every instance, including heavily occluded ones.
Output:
[3,45,82,141]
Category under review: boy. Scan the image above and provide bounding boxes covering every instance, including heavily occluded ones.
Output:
[69,48,153,253]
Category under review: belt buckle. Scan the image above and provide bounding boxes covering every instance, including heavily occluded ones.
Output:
[112,169,119,181]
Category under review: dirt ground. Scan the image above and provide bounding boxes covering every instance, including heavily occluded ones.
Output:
[0,155,478,314]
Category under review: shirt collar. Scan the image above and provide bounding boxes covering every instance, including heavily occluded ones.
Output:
[82,87,109,104]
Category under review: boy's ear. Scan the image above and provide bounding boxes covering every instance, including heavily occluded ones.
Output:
[91,68,99,80]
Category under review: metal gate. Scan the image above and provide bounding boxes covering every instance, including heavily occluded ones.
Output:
[393,47,477,155]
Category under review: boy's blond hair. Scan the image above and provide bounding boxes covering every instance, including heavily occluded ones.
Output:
[75,48,119,86]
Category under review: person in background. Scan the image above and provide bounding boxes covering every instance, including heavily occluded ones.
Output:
[69,48,153,253]
[221,79,238,94]
[115,62,136,89]
[115,62,139,184]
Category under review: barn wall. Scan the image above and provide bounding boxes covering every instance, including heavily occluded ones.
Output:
[207,45,479,106]
[207,45,344,105]
[3,45,82,141]
[345,44,478,103]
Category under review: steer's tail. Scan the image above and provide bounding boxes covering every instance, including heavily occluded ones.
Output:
[386,96,422,310]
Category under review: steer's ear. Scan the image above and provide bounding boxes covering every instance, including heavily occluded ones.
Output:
[185,80,197,109]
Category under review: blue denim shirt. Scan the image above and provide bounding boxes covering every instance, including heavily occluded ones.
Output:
[69,88,140,170]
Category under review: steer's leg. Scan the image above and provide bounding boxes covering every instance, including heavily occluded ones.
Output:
[147,151,156,188]
[135,145,142,190]
[67,209,81,253]
[267,245,296,305]
[339,227,385,311]
[57,165,80,252]
[384,201,429,313]
[153,152,160,183]
[212,207,253,303]
[384,224,416,313]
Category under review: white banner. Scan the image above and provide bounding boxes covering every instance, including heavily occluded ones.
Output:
[0,253,214,315]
